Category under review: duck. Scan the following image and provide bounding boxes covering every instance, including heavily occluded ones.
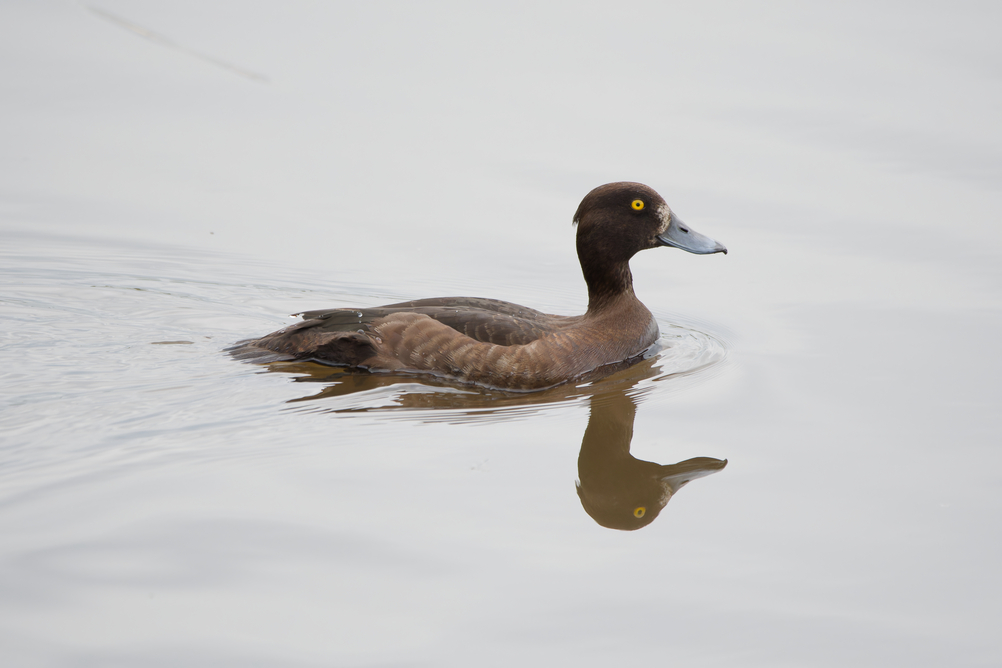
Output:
[230,182,726,391]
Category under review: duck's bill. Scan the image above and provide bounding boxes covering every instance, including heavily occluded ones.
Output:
[660,457,728,492]
[656,216,727,255]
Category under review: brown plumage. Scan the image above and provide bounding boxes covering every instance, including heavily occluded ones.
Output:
[229,182,726,391]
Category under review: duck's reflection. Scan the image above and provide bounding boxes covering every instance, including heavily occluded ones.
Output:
[577,388,726,530]
[261,357,726,530]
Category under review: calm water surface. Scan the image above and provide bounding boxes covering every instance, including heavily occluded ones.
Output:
[2,2,1001,666]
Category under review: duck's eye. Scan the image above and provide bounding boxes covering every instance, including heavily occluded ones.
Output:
[631,199,645,211]
[633,506,646,518]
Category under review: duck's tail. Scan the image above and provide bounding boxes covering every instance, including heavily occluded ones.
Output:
[227,308,380,367]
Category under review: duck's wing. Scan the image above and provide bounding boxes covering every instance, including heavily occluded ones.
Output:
[229,297,573,367]
[299,297,569,346]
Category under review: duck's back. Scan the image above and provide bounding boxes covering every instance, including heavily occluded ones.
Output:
[301,297,574,346]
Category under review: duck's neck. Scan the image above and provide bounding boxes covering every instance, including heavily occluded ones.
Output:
[581,257,637,313]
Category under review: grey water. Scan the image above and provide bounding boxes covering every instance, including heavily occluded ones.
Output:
[2,2,1001,666]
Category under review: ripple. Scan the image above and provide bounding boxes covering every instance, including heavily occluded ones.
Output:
[0,231,729,454]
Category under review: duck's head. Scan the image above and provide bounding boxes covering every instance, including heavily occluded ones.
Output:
[573,182,727,262]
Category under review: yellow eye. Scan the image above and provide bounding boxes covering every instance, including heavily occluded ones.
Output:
[631,199,645,211]
[633,506,646,518]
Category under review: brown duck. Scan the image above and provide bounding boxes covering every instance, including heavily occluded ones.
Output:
[230,182,726,391]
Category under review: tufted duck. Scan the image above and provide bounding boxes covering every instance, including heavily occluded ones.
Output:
[230,182,726,391]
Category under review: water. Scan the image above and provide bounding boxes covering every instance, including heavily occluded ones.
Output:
[2,2,1001,666]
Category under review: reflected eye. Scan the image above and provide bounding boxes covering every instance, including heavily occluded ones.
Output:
[633,506,646,518]
[631,199,645,211]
